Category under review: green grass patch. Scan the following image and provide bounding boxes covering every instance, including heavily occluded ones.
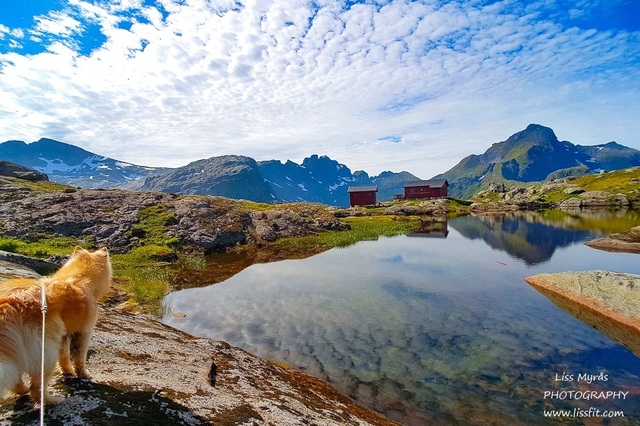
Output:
[541,169,640,204]
[240,200,277,211]
[4,177,71,192]
[0,235,94,258]
[0,233,172,315]
[0,236,22,253]
[573,169,640,194]
[110,246,173,315]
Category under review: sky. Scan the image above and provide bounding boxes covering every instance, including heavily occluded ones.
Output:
[0,0,638,177]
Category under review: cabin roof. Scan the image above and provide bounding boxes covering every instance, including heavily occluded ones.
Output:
[347,185,378,193]
[403,179,448,188]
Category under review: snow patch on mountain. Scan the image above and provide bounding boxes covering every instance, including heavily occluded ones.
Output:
[36,155,107,174]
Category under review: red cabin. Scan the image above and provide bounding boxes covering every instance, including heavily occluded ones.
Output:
[403,179,448,199]
[347,185,378,207]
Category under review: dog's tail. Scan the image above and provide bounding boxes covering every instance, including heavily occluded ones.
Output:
[0,302,34,398]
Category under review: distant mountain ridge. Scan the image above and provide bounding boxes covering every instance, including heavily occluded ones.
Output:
[127,155,275,203]
[127,154,420,206]
[436,124,640,198]
[0,138,163,188]
[0,139,419,206]
[3,124,639,203]
[257,155,419,205]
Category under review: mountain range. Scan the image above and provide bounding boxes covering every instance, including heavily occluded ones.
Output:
[436,124,640,198]
[0,139,419,207]
[123,154,421,206]
[0,138,164,188]
[1,124,639,204]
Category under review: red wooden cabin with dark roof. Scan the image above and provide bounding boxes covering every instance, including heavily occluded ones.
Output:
[347,185,378,207]
[403,179,449,199]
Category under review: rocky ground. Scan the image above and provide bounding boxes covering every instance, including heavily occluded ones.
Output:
[525,271,640,357]
[0,264,398,426]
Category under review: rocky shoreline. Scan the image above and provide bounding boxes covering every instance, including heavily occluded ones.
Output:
[0,263,398,426]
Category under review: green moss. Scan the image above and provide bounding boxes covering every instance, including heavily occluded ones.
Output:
[130,204,179,247]
[110,246,173,315]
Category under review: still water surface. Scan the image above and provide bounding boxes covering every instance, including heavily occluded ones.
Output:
[163,212,640,425]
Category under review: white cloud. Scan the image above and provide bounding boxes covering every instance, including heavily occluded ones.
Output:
[33,11,83,37]
[0,0,638,176]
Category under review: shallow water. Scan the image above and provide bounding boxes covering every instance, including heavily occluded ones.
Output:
[163,212,640,425]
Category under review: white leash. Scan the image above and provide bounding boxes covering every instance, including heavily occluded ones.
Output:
[40,281,48,425]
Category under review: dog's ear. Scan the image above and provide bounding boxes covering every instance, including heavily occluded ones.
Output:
[97,247,109,256]
[73,246,86,256]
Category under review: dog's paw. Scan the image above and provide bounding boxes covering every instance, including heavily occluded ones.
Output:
[76,369,93,380]
[43,394,65,406]
[58,363,75,376]
[32,392,65,407]
[59,367,75,376]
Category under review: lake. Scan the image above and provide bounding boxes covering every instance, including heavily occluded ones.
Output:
[163,211,640,425]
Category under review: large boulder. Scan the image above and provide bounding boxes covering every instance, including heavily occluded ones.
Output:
[525,271,640,356]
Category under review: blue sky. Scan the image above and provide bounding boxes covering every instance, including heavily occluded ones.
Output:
[0,0,638,176]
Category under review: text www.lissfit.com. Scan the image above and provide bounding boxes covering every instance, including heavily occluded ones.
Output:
[543,407,624,418]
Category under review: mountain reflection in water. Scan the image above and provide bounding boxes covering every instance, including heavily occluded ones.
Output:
[163,210,640,425]
[450,210,640,265]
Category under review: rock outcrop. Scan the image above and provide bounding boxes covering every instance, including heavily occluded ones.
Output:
[0,161,48,182]
[558,190,630,209]
[525,271,640,356]
[584,225,640,254]
[0,250,60,276]
[1,308,397,425]
[0,188,348,254]
[382,198,449,216]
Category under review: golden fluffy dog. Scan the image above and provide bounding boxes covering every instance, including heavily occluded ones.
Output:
[0,246,112,404]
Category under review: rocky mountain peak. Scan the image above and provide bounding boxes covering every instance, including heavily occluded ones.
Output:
[302,154,352,179]
[437,124,640,198]
[512,124,559,145]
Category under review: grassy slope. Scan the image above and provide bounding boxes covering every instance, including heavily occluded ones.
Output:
[540,168,640,204]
